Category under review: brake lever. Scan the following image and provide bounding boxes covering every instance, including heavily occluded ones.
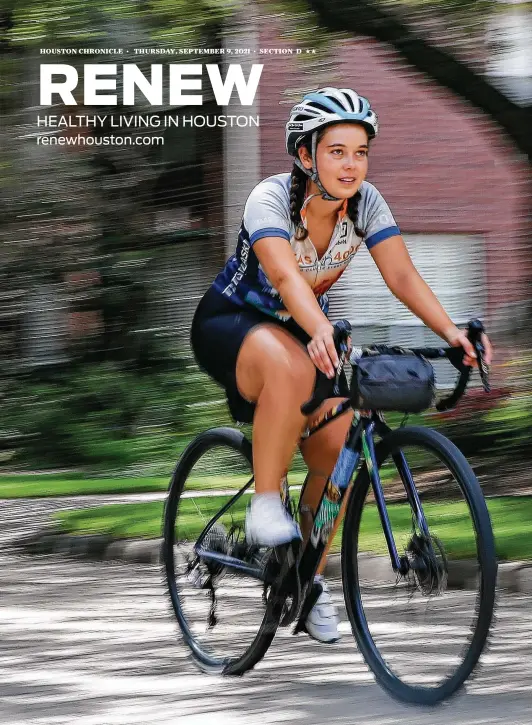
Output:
[474,339,491,393]
[332,347,347,396]
[468,319,491,393]
[330,319,351,397]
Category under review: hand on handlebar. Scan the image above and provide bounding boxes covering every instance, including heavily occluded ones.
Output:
[302,320,352,415]
[436,318,491,410]
[307,323,340,379]
[444,326,493,368]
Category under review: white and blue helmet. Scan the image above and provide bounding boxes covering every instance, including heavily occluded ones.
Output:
[286,87,378,156]
[286,87,378,201]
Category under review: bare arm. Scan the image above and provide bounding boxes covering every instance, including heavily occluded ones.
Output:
[253,236,339,376]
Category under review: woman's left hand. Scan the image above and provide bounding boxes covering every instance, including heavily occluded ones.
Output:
[445,326,493,368]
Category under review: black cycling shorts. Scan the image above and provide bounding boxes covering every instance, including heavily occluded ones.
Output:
[190,286,311,423]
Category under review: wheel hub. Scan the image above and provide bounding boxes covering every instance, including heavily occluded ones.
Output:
[406,533,448,595]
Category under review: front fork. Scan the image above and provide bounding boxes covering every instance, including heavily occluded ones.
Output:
[363,419,432,574]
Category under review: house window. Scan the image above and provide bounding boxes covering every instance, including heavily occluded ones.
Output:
[327,234,486,386]
[22,285,69,366]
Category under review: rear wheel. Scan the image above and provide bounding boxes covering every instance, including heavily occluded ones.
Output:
[163,427,282,675]
[342,426,497,704]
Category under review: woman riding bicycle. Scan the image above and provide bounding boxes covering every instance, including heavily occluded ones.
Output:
[190,86,493,644]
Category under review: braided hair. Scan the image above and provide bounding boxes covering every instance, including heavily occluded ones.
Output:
[289,129,366,240]
[289,163,309,240]
[347,191,364,238]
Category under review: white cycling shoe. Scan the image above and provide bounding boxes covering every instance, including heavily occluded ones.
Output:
[304,575,341,644]
[245,493,301,547]
[246,496,339,643]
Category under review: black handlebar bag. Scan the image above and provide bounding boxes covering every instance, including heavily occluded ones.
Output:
[351,354,436,413]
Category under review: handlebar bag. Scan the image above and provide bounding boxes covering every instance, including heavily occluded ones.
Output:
[351,353,435,413]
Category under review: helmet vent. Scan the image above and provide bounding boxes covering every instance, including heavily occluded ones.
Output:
[342,93,356,112]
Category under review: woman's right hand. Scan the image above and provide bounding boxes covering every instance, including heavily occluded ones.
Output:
[307,323,339,379]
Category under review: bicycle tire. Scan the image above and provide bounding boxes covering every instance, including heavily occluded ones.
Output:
[342,425,497,705]
[163,426,282,675]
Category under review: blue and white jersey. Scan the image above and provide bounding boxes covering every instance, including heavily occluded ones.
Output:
[213,173,400,321]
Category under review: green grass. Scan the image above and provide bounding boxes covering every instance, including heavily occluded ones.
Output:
[0,472,87,481]
[0,472,309,499]
[54,495,532,561]
[55,497,240,540]
[0,476,170,498]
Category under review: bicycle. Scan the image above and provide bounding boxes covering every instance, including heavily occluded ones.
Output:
[163,318,496,705]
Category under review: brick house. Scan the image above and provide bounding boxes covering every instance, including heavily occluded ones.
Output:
[13,11,529,378]
[255,31,530,375]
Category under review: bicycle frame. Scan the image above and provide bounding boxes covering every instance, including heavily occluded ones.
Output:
[296,407,429,591]
[193,402,431,590]
[192,316,489,595]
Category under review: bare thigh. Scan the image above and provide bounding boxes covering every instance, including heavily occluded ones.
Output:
[235,323,316,406]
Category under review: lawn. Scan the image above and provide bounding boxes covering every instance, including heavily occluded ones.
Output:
[0,472,308,498]
[54,495,532,561]
[0,475,169,498]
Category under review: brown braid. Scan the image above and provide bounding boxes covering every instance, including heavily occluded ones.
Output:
[289,163,309,240]
[289,127,367,241]
[347,191,364,238]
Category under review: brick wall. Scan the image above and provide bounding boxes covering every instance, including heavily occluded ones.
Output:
[258,27,530,316]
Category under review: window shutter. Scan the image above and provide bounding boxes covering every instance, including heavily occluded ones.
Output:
[327,234,486,386]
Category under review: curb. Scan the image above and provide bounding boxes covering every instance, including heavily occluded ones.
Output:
[17,530,163,565]
[325,555,532,592]
[14,530,532,593]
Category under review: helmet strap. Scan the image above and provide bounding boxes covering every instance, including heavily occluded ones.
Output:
[294,131,341,202]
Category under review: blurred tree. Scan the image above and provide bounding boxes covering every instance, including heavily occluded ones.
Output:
[3,0,530,157]
[3,0,238,46]
[1,0,530,468]
[304,0,531,160]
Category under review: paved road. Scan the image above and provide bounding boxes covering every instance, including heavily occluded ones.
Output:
[1,497,532,724]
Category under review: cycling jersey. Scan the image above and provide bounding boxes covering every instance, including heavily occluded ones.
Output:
[213,173,400,321]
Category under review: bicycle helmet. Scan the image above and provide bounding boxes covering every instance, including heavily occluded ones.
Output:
[285,87,378,201]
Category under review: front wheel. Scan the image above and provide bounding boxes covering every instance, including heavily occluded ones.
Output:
[342,426,497,705]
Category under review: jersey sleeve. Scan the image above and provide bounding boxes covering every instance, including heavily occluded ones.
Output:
[242,178,292,246]
[359,183,401,250]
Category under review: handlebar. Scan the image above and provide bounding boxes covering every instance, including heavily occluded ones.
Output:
[434,318,490,411]
[301,318,490,416]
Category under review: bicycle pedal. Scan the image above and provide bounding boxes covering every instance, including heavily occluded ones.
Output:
[186,564,212,590]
